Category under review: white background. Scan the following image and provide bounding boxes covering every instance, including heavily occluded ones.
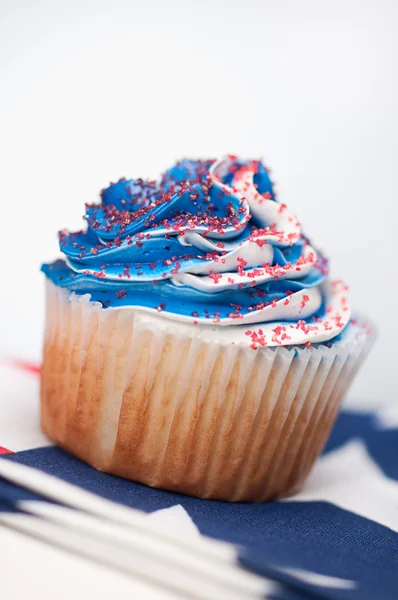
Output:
[1,0,397,407]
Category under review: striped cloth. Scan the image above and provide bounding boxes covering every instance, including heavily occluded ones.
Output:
[1,361,397,600]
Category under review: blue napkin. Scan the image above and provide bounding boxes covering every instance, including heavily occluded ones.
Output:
[1,411,398,600]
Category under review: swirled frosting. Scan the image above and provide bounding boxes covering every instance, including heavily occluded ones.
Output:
[42,156,351,347]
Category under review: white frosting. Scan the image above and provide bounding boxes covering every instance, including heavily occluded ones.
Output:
[103,279,351,347]
[171,243,315,291]
[230,162,301,245]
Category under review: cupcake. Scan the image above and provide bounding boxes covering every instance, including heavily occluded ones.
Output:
[41,156,374,501]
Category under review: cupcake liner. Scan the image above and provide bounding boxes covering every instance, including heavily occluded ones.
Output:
[41,281,375,502]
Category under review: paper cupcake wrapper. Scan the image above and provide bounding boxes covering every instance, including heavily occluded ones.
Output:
[41,281,375,502]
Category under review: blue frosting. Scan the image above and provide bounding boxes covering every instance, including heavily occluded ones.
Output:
[42,158,328,324]
[42,259,325,316]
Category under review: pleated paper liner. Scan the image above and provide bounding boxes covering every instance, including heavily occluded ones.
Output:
[41,281,375,502]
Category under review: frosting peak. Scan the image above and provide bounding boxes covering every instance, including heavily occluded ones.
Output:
[42,156,351,346]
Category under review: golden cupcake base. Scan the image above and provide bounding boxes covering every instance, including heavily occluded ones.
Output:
[41,282,373,502]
